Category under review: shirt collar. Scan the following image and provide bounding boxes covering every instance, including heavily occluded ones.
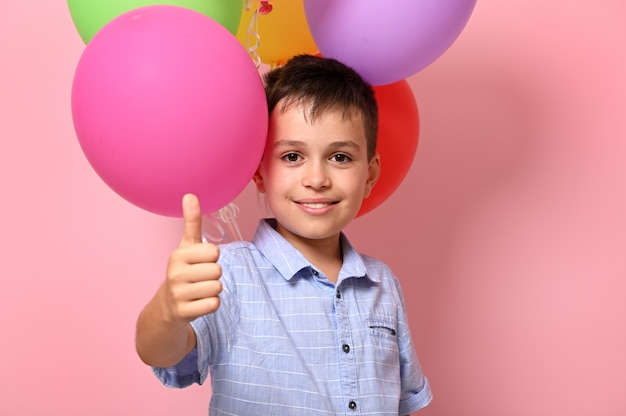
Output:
[253,219,377,283]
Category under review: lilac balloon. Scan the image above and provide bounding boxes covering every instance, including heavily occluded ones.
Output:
[304,0,476,86]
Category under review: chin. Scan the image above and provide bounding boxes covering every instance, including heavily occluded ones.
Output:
[277,221,342,241]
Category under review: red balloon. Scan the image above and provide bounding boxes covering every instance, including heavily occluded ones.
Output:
[358,80,419,216]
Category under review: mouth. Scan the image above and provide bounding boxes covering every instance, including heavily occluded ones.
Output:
[299,202,335,209]
[295,199,339,210]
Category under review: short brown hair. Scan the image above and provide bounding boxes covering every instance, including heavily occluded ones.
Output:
[264,55,378,160]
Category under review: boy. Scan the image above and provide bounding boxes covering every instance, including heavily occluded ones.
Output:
[136,55,432,415]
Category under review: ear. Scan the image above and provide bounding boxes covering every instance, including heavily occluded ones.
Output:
[253,166,266,193]
[363,153,381,198]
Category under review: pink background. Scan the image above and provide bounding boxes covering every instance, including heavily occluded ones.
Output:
[1,1,625,415]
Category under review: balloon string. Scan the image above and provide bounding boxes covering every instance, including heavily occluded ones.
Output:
[245,3,262,68]
[218,203,243,241]
[201,216,226,243]
[201,203,243,243]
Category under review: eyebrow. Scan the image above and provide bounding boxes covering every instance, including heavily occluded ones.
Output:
[273,139,362,151]
[273,140,306,149]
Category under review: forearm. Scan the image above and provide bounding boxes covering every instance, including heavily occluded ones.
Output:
[135,286,196,368]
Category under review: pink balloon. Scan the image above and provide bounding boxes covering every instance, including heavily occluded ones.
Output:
[304,0,476,86]
[71,5,267,217]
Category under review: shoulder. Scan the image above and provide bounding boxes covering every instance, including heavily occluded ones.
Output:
[358,252,396,278]
[356,252,406,295]
[340,233,396,283]
[358,252,392,272]
[218,239,258,255]
[217,240,263,267]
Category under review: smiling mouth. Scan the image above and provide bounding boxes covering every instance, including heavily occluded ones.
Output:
[297,201,337,209]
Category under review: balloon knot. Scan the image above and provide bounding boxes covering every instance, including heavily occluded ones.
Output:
[259,1,273,15]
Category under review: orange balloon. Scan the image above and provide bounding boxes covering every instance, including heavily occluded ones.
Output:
[237,0,318,66]
[358,80,419,217]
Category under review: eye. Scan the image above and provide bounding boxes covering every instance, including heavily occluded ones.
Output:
[331,153,352,163]
[281,152,301,162]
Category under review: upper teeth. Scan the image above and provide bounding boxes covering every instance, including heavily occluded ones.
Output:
[302,203,329,208]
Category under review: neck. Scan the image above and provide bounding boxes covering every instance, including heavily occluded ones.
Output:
[276,224,343,283]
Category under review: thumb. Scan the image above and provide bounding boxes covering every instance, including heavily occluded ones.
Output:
[180,193,203,246]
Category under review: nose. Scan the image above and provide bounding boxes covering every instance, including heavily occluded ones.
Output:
[302,160,330,190]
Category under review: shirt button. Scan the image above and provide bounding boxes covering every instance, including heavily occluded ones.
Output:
[348,401,357,410]
[342,344,350,353]
[336,289,341,299]
[312,269,319,276]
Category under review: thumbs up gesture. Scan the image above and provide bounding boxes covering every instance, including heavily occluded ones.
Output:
[163,194,223,323]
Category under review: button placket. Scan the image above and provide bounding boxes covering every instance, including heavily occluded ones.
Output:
[334,282,358,414]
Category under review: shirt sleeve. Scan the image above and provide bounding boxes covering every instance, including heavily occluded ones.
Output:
[151,255,240,388]
[396,279,433,414]
[152,347,202,388]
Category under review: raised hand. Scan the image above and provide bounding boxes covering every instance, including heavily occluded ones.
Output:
[136,194,223,367]
[163,193,223,323]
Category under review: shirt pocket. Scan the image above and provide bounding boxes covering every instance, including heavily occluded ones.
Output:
[364,314,400,371]
[366,315,398,343]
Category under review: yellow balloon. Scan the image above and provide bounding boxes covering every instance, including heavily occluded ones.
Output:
[237,0,318,66]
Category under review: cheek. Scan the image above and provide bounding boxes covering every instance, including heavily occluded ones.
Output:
[262,167,291,193]
[343,176,368,199]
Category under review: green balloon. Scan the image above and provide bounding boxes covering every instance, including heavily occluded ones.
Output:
[67,0,243,43]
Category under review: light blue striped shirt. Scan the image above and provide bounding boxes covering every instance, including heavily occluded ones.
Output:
[154,219,432,415]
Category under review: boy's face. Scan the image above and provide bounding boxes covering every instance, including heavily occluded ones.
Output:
[254,101,380,246]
